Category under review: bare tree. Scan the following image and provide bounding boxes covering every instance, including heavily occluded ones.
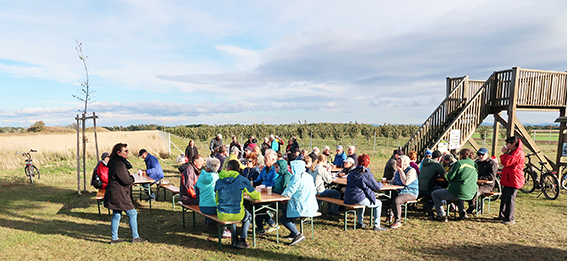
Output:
[72,37,94,113]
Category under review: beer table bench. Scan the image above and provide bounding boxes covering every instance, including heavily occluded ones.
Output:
[133,173,155,211]
[179,203,240,250]
[96,188,110,217]
[157,183,180,210]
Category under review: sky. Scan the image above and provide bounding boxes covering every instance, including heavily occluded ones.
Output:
[1,0,567,128]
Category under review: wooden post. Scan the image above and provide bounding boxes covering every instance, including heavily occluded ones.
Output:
[75,115,81,195]
[82,112,87,192]
[507,67,520,137]
[491,113,501,156]
[555,108,566,172]
[93,112,99,160]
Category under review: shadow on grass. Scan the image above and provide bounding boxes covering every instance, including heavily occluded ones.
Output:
[0,184,335,261]
[417,242,567,260]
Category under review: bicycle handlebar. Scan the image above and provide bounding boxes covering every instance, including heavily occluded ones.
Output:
[525,151,541,157]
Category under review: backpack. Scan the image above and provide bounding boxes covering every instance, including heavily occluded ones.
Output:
[91,163,104,189]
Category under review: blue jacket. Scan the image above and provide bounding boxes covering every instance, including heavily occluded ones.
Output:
[241,166,260,181]
[195,169,219,208]
[333,152,347,167]
[144,153,164,182]
[215,170,261,221]
[394,167,419,197]
[281,160,319,218]
[253,165,278,187]
[344,166,383,205]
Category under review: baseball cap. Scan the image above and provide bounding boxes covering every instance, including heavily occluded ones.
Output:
[138,149,147,157]
[344,157,355,165]
[337,145,343,150]
[425,150,433,156]
[101,152,110,160]
[478,148,489,155]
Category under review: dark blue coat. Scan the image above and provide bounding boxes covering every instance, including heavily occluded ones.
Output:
[344,166,383,205]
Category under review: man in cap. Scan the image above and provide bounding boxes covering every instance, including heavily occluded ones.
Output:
[467,147,499,214]
[333,145,347,167]
[383,149,404,180]
[210,134,223,156]
[338,157,356,177]
[138,149,164,200]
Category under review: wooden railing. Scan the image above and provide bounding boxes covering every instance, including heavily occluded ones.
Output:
[516,69,567,108]
[402,77,467,153]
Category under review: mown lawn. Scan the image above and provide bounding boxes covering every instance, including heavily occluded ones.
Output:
[1,149,567,260]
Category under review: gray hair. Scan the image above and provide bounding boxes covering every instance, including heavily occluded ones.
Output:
[265,149,277,160]
[313,147,320,154]
[348,145,356,151]
[269,134,275,139]
[206,157,221,173]
[443,153,456,163]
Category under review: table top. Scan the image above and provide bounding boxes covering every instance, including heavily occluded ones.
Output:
[133,173,155,184]
[332,177,404,190]
[244,191,289,203]
[330,166,343,173]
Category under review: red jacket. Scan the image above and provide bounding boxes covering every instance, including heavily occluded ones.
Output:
[97,161,109,189]
[500,140,525,189]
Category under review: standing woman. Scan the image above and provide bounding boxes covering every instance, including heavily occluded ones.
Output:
[498,136,525,225]
[184,139,199,163]
[389,155,419,229]
[103,143,147,244]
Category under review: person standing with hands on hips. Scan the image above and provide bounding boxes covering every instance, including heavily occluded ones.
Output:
[497,136,525,225]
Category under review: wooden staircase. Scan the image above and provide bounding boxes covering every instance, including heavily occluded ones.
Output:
[403,67,567,170]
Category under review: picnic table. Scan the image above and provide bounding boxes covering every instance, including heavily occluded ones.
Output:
[332,177,403,198]
[133,173,155,210]
[244,191,289,247]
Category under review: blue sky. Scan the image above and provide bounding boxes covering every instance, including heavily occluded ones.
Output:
[1,0,567,127]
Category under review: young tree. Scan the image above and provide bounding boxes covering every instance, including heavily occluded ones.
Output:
[72,38,94,113]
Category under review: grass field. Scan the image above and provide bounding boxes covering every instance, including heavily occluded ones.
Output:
[1,132,567,260]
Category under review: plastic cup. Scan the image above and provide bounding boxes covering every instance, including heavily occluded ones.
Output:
[138,169,143,175]
[382,178,387,185]
[267,186,272,195]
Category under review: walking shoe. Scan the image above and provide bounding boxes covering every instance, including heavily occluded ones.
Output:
[502,220,516,225]
[493,216,504,221]
[466,207,475,215]
[457,213,469,221]
[374,226,387,231]
[132,237,148,243]
[432,215,448,222]
[265,223,279,233]
[235,238,249,249]
[289,233,306,246]
[390,222,402,229]
[231,235,240,248]
[256,229,266,236]
[283,233,295,240]
[355,223,366,229]
[110,239,125,245]
[222,228,232,238]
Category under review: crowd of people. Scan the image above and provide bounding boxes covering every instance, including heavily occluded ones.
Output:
[97,133,525,247]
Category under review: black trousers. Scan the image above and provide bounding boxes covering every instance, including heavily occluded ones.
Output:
[499,186,518,221]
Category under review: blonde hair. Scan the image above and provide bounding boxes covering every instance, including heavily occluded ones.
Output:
[311,154,327,172]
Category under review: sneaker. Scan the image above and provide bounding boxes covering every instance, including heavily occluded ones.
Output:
[222,228,232,238]
[256,229,266,236]
[466,207,475,215]
[265,223,279,233]
[283,233,295,240]
[289,233,306,246]
[457,213,469,221]
[390,222,402,229]
[502,220,516,225]
[235,239,249,249]
[110,239,125,245]
[132,237,148,243]
[374,226,387,232]
[433,216,448,223]
[355,223,366,229]
[493,216,504,221]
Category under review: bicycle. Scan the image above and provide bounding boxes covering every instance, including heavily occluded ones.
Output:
[20,149,40,183]
[520,152,559,200]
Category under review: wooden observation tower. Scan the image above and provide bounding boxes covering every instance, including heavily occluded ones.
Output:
[403,67,567,172]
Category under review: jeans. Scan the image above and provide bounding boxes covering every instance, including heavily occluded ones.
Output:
[499,186,518,221]
[111,209,139,241]
[317,189,341,214]
[231,209,252,239]
[200,206,217,225]
[431,189,465,217]
[280,205,299,237]
[356,198,383,228]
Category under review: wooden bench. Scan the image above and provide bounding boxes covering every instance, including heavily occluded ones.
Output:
[300,212,322,239]
[316,196,366,231]
[157,184,180,210]
[179,202,241,250]
[401,200,418,223]
[96,188,110,217]
[479,191,502,215]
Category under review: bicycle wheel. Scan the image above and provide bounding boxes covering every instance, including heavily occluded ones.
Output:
[520,168,536,193]
[541,173,560,200]
[32,165,40,179]
[561,167,567,191]
[26,166,34,183]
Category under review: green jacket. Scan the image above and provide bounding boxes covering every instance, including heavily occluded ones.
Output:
[446,158,478,200]
[418,158,446,192]
[214,170,261,221]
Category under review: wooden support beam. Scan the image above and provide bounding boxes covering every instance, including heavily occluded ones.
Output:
[507,67,520,138]
[467,137,480,151]
[555,107,566,173]
[491,112,501,156]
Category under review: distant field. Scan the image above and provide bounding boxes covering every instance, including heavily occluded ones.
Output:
[0,130,168,171]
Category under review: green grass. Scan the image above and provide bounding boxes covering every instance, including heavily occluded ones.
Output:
[2,146,567,260]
